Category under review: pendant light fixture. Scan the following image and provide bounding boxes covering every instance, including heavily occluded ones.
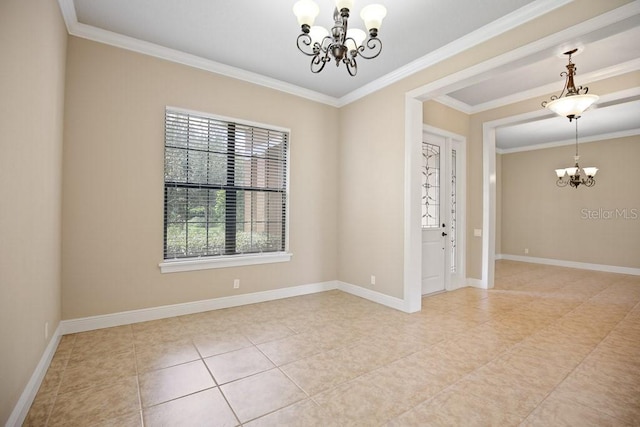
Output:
[554,118,598,188]
[542,49,599,122]
[293,0,387,76]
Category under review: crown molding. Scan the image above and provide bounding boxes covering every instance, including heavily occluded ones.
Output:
[433,95,475,114]
[57,0,340,107]
[58,0,572,108]
[496,128,640,154]
[56,0,76,33]
[57,0,638,109]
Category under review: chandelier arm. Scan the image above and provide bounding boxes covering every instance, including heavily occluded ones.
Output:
[571,85,589,96]
[558,72,569,98]
[345,55,357,76]
[541,72,568,108]
[356,37,382,60]
[296,33,318,57]
[310,48,330,73]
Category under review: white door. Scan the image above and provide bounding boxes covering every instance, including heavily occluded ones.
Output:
[422,223,446,294]
[421,130,464,295]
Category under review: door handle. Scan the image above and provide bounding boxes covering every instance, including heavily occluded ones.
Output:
[442,231,448,237]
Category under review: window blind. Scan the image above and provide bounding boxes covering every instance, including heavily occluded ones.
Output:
[164,109,288,259]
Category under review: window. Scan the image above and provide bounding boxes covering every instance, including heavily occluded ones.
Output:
[160,108,290,272]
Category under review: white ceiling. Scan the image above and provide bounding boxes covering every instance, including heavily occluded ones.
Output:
[59,0,640,150]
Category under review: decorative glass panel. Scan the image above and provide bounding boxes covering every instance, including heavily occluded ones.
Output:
[451,149,457,273]
[421,142,440,228]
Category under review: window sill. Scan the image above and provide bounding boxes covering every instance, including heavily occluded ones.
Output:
[159,252,292,273]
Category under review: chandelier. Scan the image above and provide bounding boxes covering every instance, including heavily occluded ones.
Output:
[554,118,598,188]
[293,0,387,76]
[542,48,599,122]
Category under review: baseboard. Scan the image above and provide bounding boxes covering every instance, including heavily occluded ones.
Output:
[336,281,407,312]
[60,281,338,334]
[466,278,485,288]
[498,254,640,276]
[6,324,62,427]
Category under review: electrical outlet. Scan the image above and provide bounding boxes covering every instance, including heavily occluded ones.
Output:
[524,248,529,254]
[45,322,49,340]
[370,275,376,285]
[233,279,240,289]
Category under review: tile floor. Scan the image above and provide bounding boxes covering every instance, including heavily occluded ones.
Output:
[25,261,640,426]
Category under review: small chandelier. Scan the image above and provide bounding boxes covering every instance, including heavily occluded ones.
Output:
[293,0,387,76]
[555,118,598,188]
[542,49,599,122]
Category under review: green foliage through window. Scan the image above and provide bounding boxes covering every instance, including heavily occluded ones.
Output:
[164,109,288,259]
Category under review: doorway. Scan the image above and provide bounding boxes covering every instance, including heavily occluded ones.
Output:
[421,126,466,295]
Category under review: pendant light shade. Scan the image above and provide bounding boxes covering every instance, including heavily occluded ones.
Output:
[545,94,599,120]
[293,0,320,26]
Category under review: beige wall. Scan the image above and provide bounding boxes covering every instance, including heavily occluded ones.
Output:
[0,0,67,423]
[337,87,406,297]
[501,136,640,268]
[61,37,339,319]
[423,101,470,138]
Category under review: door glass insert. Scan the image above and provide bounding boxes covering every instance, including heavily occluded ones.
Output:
[451,149,457,273]
[422,142,440,228]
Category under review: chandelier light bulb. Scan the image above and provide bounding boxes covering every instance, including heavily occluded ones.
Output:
[565,167,579,177]
[360,4,387,33]
[309,26,329,45]
[555,169,567,178]
[345,28,366,52]
[335,0,354,12]
[293,0,320,27]
[582,167,598,177]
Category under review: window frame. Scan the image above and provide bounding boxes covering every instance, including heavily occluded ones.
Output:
[159,106,292,273]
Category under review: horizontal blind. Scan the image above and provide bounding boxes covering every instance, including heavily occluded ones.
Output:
[164,109,288,259]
